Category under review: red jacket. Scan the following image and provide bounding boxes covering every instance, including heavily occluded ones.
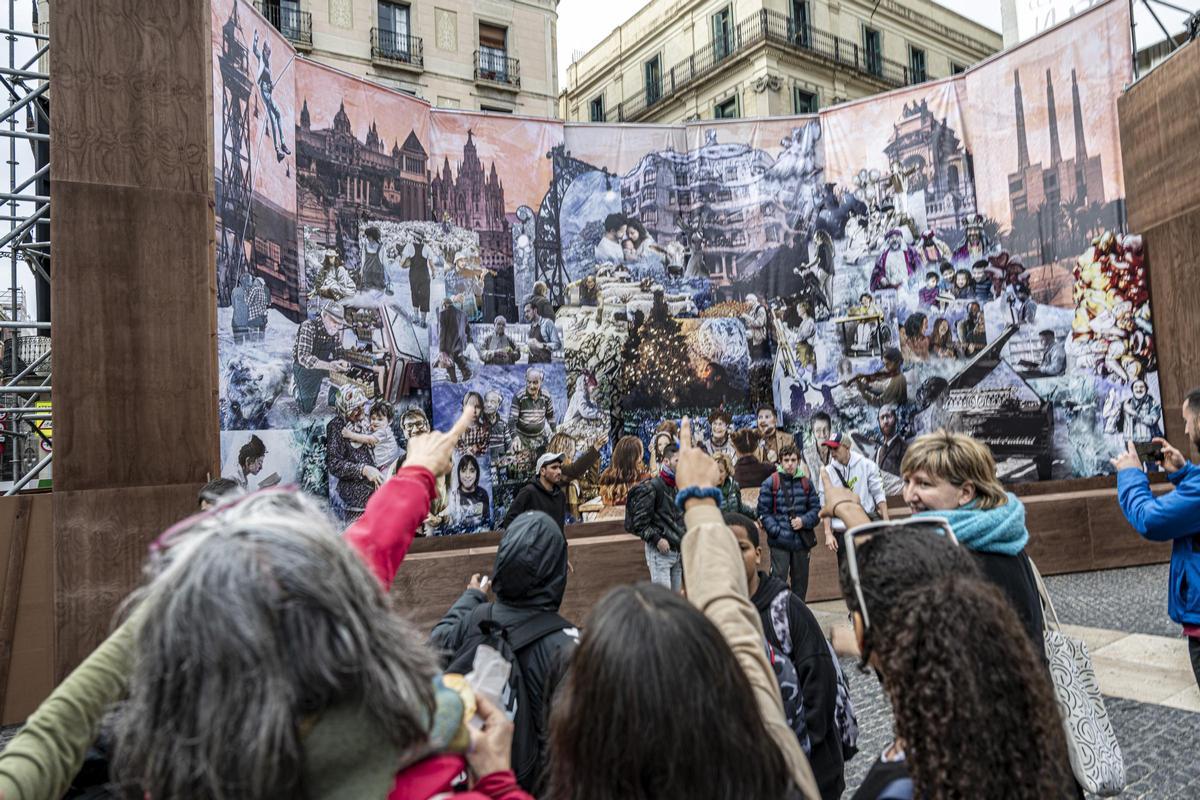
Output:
[343,467,534,800]
[391,755,533,800]
[344,465,437,587]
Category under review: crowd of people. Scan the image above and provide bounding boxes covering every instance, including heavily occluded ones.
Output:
[7,385,1200,799]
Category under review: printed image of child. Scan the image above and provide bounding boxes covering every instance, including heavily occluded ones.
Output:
[338,400,401,473]
[368,401,401,472]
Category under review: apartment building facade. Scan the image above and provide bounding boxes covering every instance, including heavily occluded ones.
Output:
[561,0,1001,123]
[244,0,560,116]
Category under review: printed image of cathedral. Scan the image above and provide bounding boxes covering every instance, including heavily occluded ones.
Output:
[294,98,430,268]
[432,130,517,320]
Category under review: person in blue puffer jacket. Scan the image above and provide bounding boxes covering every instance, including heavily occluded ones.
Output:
[1112,388,1200,689]
[758,445,820,600]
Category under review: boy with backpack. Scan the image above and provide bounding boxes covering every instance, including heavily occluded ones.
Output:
[757,444,820,599]
[430,511,579,793]
[725,511,857,800]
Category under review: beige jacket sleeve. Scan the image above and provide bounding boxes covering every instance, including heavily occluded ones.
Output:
[0,614,137,800]
[681,502,820,800]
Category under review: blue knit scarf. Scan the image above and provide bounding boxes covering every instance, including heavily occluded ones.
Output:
[914,492,1029,555]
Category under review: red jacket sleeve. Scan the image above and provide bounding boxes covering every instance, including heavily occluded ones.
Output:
[344,465,437,587]
[469,771,535,800]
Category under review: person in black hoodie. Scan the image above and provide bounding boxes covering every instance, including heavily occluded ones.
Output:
[500,452,568,531]
[430,510,580,792]
[725,511,846,800]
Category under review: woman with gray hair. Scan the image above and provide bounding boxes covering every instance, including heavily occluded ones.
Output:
[0,411,532,800]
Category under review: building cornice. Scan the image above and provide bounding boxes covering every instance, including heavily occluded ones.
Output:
[566,0,1001,98]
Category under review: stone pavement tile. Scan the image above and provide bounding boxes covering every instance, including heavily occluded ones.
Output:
[1044,564,1177,638]
[1094,633,1194,672]
[1091,660,1196,705]
[1160,685,1200,713]
[1060,623,1128,651]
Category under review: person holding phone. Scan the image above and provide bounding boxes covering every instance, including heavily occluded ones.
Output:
[1112,387,1200,688]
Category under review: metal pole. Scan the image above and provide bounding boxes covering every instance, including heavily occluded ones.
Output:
[0,320,46,328]
[1141,0,1178,49]
[0,129,47,141]
[5,450,49,494]
[8,0,17,486]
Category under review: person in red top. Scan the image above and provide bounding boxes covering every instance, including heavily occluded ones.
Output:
[11,409,534,800]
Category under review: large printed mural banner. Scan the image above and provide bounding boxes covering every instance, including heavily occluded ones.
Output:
[212,0,1158,534]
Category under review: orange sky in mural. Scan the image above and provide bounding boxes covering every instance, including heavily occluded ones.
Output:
[211,0,296,212]
[296,59,430,156]
[821,79,967,189]
[965,0,1131,229]
[429,111,563,210]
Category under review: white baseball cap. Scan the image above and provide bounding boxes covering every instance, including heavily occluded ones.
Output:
[536,452,564,473]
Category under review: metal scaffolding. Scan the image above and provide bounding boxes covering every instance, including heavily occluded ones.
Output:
[0,0,49,495]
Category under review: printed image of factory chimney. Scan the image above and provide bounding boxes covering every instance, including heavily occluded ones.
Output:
[1006,66,1109,266]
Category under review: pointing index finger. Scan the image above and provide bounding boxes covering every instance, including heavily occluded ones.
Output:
[447,408,473,441]
[680,416,693,450]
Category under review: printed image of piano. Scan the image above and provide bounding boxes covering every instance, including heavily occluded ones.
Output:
[914,323,1056,481]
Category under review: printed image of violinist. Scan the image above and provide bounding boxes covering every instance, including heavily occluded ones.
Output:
[842,347,908,407]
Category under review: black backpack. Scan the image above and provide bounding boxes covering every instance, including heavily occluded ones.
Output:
[443,603,571,789]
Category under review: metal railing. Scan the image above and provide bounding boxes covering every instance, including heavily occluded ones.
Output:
[253,2,313,48]
[610,9,913,122]
[371,28,423,68]
[474,48,520,88]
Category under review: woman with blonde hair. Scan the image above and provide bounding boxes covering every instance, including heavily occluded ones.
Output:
[599,435,649,506]
[899,430,1044,647]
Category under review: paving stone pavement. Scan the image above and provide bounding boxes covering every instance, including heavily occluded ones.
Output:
[1043,564,1178,638]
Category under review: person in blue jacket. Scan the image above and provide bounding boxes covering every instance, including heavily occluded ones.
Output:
[757,445,820,600]
[1112,387,1200,688]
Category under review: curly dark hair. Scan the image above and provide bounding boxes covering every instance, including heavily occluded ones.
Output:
[880,576,1073,798]
[838,530,1072,799]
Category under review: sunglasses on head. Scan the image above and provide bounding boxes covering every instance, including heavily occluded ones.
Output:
[150,484,301,555]
[843,517,958,631]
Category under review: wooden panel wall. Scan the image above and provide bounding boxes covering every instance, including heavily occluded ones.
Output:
[0,493,52,724]
[394,486,1170,629]
[50,0,218,680]
[1119,37,1200,446]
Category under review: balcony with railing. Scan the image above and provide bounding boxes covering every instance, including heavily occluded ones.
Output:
[474,48,521,90]
[254,2,312,49]
[372,28,424,70]
[608,9,914,122]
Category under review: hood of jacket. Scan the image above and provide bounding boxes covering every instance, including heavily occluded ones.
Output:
[492,510,568,611]
[750,572,790,613]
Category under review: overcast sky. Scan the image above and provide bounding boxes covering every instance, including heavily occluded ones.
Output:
[557,0,1200,85]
